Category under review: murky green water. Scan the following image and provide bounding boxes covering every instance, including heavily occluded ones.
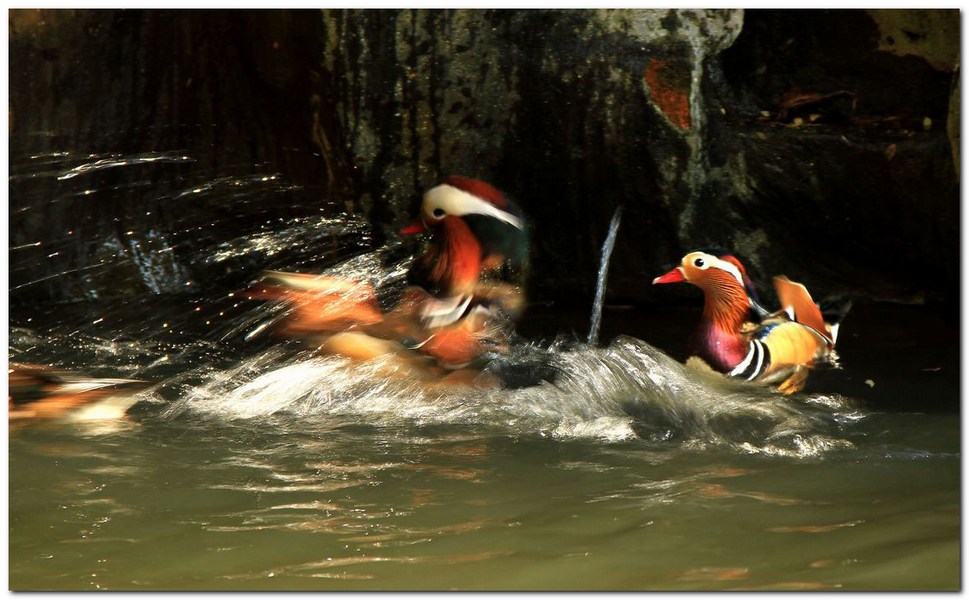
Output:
[8,409,960,591]
[8,300,961,591]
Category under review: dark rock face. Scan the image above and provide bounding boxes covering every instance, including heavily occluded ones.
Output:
[710,9,959,304]
[8,9,959,309]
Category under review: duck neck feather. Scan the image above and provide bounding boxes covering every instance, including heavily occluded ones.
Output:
[699,274,752,332]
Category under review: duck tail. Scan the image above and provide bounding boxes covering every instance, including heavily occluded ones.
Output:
[819,296,853,345]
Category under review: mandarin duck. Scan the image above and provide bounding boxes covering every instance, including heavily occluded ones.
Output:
[9,364,147,424]
[653,250,839,394]
[401,175,528,326]
[250,176,528,379]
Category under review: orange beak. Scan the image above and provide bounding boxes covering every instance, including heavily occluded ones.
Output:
[653,267,685,285]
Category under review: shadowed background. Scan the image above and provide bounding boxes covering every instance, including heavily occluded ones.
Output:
[8,8,959,309]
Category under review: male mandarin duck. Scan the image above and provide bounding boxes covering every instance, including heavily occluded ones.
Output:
[653,250,839,394]
[9,364,147,424]
[250,176,528,380]
[400,175,528,326]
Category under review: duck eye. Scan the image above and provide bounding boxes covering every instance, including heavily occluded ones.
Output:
[693,257,705,268]
[431,208,446,219]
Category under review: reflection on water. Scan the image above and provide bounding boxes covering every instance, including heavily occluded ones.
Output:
[9,312,960,591]
[9,332,960,592]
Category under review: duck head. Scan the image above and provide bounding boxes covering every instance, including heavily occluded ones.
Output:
[653,250,752,291]
[653,250,767,371]
[653,249,764,315]
[401,176,528,298]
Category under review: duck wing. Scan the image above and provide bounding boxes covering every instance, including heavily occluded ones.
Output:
[773,275,836,345]
[250,271,383,335]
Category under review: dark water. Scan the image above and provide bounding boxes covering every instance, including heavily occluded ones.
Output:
[7,294,960,591]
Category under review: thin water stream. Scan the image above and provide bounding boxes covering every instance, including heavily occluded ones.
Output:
[587,206,623,346]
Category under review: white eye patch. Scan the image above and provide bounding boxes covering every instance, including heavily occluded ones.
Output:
[686,252,746,289]
[708,256,746,289]
[423,184,523,230]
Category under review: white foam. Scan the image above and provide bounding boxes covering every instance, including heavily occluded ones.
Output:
[158,335,863,457]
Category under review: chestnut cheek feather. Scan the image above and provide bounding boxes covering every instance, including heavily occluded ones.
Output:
[430,217,482,295]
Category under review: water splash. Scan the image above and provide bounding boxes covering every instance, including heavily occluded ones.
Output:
[214,241,414,344]
[10,147,350,301]
[155,334,862,457]
[205,214,373,268]
[8,155,862,457]
[55,152,194,180]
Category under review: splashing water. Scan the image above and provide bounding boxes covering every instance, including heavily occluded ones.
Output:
[156,330,862,457]
[9,149,362,302]
[8,207,863,457]
[54,152,195,181]
[9,157,864,458]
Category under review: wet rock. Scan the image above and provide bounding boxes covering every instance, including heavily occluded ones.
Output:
[867,9,959,72]
[8,9,959,311]
[706,9,959,305]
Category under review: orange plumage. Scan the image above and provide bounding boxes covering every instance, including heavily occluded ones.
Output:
[249,177,527,382]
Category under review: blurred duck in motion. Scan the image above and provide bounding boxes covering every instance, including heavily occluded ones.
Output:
[251,176,528,385]
[9,364,147,424]
[653,249,840,394]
